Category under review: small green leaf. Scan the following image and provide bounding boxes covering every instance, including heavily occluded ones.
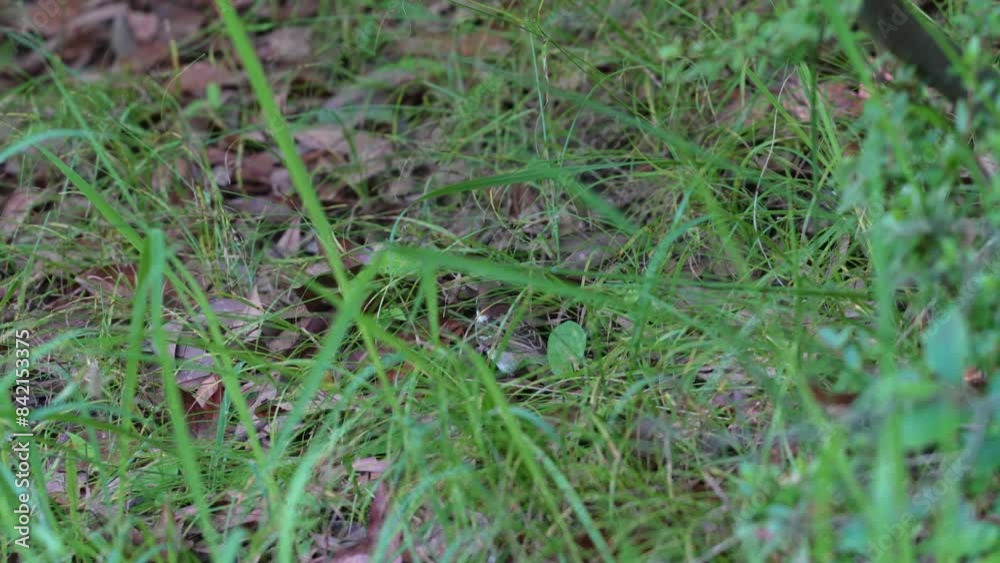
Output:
[970,430,1000,485]
[900,400,960,451]
[378,248,421,277]
[922,307,968,383]
[65,432,102,465]
[817,326,851,349]
[952,502,1000,556]
[206,82,222,109]
[547,321,587,375]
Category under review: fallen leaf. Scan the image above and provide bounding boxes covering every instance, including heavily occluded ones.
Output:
[456,30,513,57]
[342,134,395,186]
[237,152,276,185]
[276,0,321,20]
[23,0,85,36]
[559,232,628,270]
[172,342,215,390]
[76,358,102,399]
[117,41,172,72]
[1,187,45,238]
[964,368,986,392]
[225,196,298,222]
[176,61,243,96]
[389,31,511,58]
[779,75,868,122]
[352,457,389,476]
[75,263,139,301]
[257,26,313,63]
[293,128,395,189]
[273,218,303,257]
[127,10,161,43]
[110,10,137,59]
[204,294,265,340]
[322,68,416,112]
[67,2,128,33]
[180,383,223,439]
[295,125,348,152]
[330,480,402,563]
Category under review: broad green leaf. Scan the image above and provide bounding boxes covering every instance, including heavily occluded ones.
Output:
[922,307,969,383]
[547,321,587,375]
[900,400,961,451]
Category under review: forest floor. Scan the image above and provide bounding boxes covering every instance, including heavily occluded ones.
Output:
[1,1,998,561]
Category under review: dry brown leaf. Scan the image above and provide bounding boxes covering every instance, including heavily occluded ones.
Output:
[171,342,215,390]
[275,0,320,19]
[154,3,205,40]
[44,471,70,506]
[330,550,378,563]
[162,293,264,395]
[295,125,348,152]
[342,134,395,186]
[74,263,139,300]
[322,68,416,111]
[257,26,313,63]
[208,148,277,191]
[67,2,127,33]
[205,294,266,340]
[294,127,395,189]
[273,218,303,257]
[117,41,171,72]
[267,328,300,355]
[964,368,987,392]
[779,75,868,122]
[237,152,277,185]
[260,296,314,354]
[976,154,998,180]
[23,0,86,36]
[206,145,229,166]
[176,61,243,96]
[210,491,268,531]
[488,184,540,219]
[127,10,161,43]
[268,167,292,195]
[225,195,299,222]
[180,383,223,439]
[456,30,513,57]
[0,187,44,238]
[411,513,493,562]
[382,176,417,201]
[715,75,870,128]
[191,377,222,410]
[330,480,402,563]
[352,457,389,476]
[559,232,628,270]
[389,30,512,58]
